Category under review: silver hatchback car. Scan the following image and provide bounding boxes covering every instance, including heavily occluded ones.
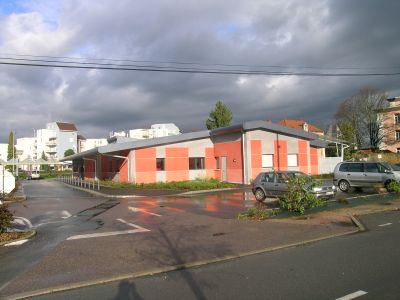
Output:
[252,171,336,202]
[333,161,400,192]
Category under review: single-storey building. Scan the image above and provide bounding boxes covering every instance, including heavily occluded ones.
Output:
[61,120,327,184]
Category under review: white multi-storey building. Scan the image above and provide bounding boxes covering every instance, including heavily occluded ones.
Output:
[78,137,108,153]
[36,122,78,159]
[15,137,36,160]
[0,143,7,162]
[128,123,180,139]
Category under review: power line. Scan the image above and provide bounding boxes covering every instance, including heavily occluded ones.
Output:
[0,61,400,77]
[1,52,400,71]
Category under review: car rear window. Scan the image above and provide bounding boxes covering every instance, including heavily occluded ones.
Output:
[347,163,364,172]
[339,163,348,172]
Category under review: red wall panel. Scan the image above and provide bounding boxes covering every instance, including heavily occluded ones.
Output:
[214,141,243,183]
[310,147,319,175]
[165,147,189,181]
[298,140,309,174]
[250,140,262,180]
[274,140,288,171]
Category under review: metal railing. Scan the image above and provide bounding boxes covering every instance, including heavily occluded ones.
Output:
[59,175,100,190]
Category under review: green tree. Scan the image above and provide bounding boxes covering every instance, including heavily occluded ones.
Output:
[7,131,14,161]
[64,149,75,157]
[41,151,49,172]
[206,101,232,130]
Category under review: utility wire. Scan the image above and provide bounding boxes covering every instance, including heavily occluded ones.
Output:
[1,52,400,71]
[1,60,400,76]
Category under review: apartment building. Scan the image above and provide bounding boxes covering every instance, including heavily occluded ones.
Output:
[15,137,36,160]
[36,122,78,159]
[0,143,7,162]
[379,96,400,153]
[128,123,180,139]
[78,135,108,153]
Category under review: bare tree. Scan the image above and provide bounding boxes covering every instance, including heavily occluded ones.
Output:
[335,86,388,150]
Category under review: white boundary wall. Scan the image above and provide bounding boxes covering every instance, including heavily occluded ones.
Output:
[319,157,342,174]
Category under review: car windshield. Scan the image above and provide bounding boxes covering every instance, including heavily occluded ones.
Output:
[380,162,400,171]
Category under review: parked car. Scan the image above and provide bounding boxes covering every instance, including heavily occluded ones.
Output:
[333,161,400,192]
[28,170,41,180]
[252,171,336,202]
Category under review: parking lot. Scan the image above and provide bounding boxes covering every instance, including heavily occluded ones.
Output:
[0,179,382,298]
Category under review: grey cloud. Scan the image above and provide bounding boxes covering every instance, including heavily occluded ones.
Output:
[1,0,400,142]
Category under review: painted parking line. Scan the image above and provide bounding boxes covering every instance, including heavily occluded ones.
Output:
[61,210,72,219]
[66,219,150,241]
[378,223,392,227]
[4,239,29,247]
[335,290,367,300]
[128,206,162,217]
[11,217,33,229]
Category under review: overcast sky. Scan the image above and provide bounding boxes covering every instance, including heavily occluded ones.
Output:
[1,0,400,142]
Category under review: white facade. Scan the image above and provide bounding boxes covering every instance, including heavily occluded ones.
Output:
[128,123,180,139]
[36,122,78,159]
[16,137,36,161]
[0,143,7,162]
[79,138,108,152]
[151,123,180,138]
[129,128,154,139]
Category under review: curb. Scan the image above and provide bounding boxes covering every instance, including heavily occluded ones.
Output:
[4,226,360,300]
[60,181,247,198]
[0,230,36,247]
[348,214,366,232]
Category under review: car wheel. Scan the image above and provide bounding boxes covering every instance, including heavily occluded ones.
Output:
[254,188,266,202]
[385,180,393,192]
[338,180,350,192]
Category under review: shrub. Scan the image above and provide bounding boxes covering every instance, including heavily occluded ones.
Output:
[237,206,269,220]
[278,176,326,215]
[0,204,13,233]
[388,181,400,193]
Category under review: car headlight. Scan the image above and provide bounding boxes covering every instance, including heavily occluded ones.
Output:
[312,187,322,192]
[332,185,336,190]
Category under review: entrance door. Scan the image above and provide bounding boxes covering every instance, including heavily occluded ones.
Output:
[221,157,227,182]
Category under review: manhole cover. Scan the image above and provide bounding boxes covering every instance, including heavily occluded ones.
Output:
[212,232,225,237]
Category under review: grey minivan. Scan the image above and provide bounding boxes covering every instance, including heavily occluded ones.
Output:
[333,161,400,192]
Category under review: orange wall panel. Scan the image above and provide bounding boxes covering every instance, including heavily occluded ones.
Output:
[165,147,189,181]
[214,141,243,183]
[205,147,216,179]
[274,140,288,171]
[135,148,156,183]
[298,140,309,174]
[310,147,319,175]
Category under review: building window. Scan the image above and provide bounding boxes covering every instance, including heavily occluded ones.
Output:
[215,157,220,169]
[262,154,274,168]
[287,154,298,167]
[396,131,400,141]
[395,114,400,124]
[189,157,205,170]
[156,158,165,171]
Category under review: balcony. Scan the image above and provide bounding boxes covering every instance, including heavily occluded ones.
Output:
[46,148,57,154]
[46,141,57,147]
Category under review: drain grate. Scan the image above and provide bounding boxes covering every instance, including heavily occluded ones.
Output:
[212,232,226,237]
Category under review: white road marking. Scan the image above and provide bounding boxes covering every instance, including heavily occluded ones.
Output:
[335,290,367,300]
[116,218,149,230]
[61,210,72,219]
[128,206,161,217]
[378,223,392,227]
[12,217,32,229]
[66,219,150,241]
[4,239,29,246]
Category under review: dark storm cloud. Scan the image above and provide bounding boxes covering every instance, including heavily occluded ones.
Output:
[0,0,400,142]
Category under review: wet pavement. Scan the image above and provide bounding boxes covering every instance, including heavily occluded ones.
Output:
[0,180,381,299]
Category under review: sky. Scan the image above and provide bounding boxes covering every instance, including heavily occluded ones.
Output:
[0,0,400,142]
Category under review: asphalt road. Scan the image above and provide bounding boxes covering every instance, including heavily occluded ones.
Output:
[32,210,400,300]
